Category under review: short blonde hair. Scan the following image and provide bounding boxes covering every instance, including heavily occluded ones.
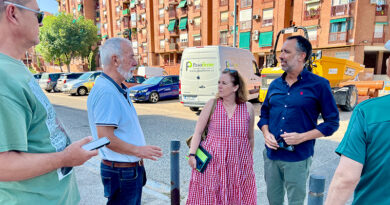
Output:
[217,69,248,104]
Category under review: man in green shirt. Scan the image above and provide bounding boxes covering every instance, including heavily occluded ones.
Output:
[0,1,97,204]
[325,41,390,205]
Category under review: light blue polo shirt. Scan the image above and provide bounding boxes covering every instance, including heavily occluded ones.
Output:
[87,73,146,162]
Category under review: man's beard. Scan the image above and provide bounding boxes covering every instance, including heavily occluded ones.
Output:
[117,65,134,80]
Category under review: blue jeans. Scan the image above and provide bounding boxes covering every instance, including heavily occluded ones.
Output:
[100,162,145,205]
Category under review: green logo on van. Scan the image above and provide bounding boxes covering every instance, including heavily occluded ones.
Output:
[186,61,193,71]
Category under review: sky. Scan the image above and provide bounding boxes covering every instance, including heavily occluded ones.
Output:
[37,0,58,14]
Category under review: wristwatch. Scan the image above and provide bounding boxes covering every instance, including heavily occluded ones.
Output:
[189,153,196,157]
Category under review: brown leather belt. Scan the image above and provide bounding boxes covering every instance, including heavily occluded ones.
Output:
[102,159,143,168]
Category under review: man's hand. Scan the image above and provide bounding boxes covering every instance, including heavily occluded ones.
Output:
[135,145,163,160]
[61,136,98,167]
[264,132,279,150]
[281,132,305,145]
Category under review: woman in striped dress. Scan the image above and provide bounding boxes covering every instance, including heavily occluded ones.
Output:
[187,69,257,205]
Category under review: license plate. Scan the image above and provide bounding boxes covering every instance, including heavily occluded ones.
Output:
[184,96,197,101]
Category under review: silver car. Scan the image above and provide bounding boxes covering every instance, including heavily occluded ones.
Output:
[39,73,64,92]
[57,73,84,92]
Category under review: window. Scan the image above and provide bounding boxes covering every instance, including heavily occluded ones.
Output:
[160,40,165,49]
[180,33,188,43]
[159,0,164,5]
[220,11,229,23]
[102,0,106,6]
[306,27,317,41]
[374,23,384,38]
[332,0,350,5]
[241,0,252,8]
[159,8,164,19]
[262,8,273,27]
[194,17,201,26]
[103,23,107,30]
[116,6,121,13]
[159,24,165,34]
[330,22,347,33]
[103,10,107,17]
[116,20,121,28]
[220,31,228,45]
[194,0,201,9]
[240,9,252,30]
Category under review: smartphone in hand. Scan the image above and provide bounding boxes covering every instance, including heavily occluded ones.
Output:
[82,137,110,151]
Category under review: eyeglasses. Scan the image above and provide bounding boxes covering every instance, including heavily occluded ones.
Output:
[4,1,44,24]
[224,68,238,74]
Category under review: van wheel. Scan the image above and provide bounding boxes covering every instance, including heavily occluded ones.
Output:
[149,92,159,103]
[340,85,358,112]
[77,87,88,96]
[189,107,199,111]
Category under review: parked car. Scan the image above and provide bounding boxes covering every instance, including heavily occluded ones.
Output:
[62,71,102,96]
[39,72,64,92]
[57,73,84,91]
[123,75,147,88]
[128,75,179,103]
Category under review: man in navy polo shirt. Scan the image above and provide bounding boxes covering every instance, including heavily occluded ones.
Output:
[87,38,163,205]
[258,36,339,205]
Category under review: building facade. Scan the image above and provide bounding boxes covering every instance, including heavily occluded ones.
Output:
[59,0,389,75]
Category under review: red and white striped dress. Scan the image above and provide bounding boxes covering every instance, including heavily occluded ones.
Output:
[187,99,257,205]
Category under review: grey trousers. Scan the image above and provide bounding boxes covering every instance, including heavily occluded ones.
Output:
[263,149,312,205]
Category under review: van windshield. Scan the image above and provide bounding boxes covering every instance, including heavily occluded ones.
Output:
[142,76,163,85]
[77,72,92,80]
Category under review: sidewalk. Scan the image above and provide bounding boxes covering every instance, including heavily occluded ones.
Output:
[76,155,178,205]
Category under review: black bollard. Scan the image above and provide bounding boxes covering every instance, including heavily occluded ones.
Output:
[170,140,180,205]
[308,174,325,205]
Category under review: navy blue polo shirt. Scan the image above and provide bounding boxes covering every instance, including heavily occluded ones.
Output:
[258,69,339,162]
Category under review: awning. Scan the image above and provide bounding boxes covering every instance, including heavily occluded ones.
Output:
[168,19,176,31]
[179,17,188,30]
[122,9,130,15]
[376,22,389,25]
[239,32,250,50]
[330,18,347,23]
[130,0,135,8]
[102,34,108,39]
[178,0,187,8]
[77,4,82,11]
[259,31,273,47]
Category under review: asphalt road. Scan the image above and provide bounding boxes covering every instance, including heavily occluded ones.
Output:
[45,92,353,204]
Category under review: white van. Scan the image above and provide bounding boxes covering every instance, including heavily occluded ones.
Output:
[180,46,261,111]
[137,66,167,78]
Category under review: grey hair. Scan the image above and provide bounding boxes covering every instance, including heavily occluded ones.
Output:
[0,0,32,16]
[99,38,132,68]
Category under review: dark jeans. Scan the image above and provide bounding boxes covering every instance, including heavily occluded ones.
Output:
[101,162,146,205]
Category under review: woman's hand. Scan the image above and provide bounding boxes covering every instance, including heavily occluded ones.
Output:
[188,156,197,169]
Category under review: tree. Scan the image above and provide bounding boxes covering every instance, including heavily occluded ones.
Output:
[36,13,99,73]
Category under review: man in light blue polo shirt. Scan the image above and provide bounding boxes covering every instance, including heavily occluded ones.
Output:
[325,41,390,205]
[87,38,163,205]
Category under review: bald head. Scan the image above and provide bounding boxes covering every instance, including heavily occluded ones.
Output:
[0,0,31,17]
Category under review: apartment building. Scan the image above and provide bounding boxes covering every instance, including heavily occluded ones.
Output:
[59,0,389,75]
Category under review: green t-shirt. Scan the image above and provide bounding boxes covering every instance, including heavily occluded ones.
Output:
[336,94,390,205]
[0,53,80,204]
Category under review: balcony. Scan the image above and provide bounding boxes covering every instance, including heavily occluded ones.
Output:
[169,10,176,18]
[304,8,320,20]
[180,42,188,48]
[331,3,354,17]
[373,32,386,43]
[169,30,179,36]
[169,43,178,50]
[328,32,348,43]
[376,5,388,16]
[193,40,201,46]
[220,0,228,6]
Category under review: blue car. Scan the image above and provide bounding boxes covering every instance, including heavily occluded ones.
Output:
[128,75,180,103]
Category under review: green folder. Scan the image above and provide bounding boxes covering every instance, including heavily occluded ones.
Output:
[186,145,212,173]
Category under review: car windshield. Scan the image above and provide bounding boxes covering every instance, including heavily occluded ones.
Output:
[77,72,92,80]
[142,76,163,85]
[41,73,49,80]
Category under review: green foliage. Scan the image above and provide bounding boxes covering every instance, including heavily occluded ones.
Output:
[28,67,37,74]
[36,13,99,72]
